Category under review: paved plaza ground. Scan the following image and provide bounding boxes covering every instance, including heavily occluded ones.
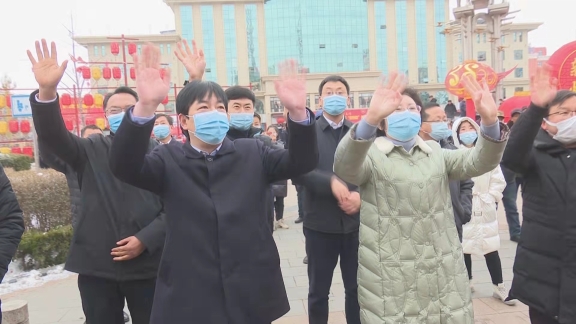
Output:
[1,183,530,324]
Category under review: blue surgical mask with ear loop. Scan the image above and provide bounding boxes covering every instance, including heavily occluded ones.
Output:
[229,112,254,130]
[459,131,478,145]
[190,110,230,145]
[429,122,453,141]
[386,111,421,141]
[153,124,171,139]
[108,112,125,133]
[322,95,347,116]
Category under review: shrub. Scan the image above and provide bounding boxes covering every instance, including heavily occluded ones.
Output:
[6,168,71,232]
[0,154,33,171]
[15,225,73,270]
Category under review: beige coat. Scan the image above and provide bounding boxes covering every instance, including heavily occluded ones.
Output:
[333,124,507,323]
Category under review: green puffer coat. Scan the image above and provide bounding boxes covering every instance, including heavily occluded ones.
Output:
[333,124,507,324]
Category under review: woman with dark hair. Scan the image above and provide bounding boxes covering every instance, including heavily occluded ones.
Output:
[266,125,289,230]
[333,72,508,323]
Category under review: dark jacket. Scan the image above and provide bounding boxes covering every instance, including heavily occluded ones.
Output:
[227,126,264,141]
[29,91,166,281]
[38,144,82,229]
[271,141,288,198]
[445,103,458,119]
[0,164,24,283]
[440,139,474,241]
[294,116,359,234]
[109,108,318,324]
[502,104,576,324]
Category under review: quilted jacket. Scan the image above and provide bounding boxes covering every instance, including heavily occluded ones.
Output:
[333,123,507,324]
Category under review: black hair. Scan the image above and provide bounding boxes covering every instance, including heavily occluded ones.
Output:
[421,101,441,121]
[81,124,102,137]
[253,112,261,122]
[102,86,138,110]
[225,86,256,104]
[318,75,350,95]
[176,81,227,140]
[155,113,174,125]
[376,88,423,137]
[549,90,576,108]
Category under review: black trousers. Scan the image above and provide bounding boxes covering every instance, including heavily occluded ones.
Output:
[464,251,503,285]
[529,308,559,324]
[296,185,304,219]
[78,274,156,324]
[274,196,285,220]
[304,227,360,324]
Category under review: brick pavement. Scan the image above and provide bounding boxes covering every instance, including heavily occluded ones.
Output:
[1,182,530,324]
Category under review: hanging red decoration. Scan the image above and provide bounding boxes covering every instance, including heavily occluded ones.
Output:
[111,42,120,55]
[130,67,136,80]
[103,67,112,80]
[5,95,10,108]
[81,66,91,80]
[112,67,121,80]
[85,116,96,126]
[65,119,74,131]
[162,96,169,105]
[20,120,31,134]
[8,120,19,133]
[83,94,94,106]
[61,93,72,106]
[128,43,137,55]
[22,147,33,157]
[11,147,22,154]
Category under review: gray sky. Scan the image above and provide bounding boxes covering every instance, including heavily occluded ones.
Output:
[0,0,573,91]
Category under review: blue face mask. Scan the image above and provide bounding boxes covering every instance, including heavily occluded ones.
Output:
[191,110,230,145]
[153,124,171,140]
[108,112,125,133]
[459,131,478,146]
[229,112,254,131]
[386,111,421,141]
[322,95,347,116]
[429,122,453,141]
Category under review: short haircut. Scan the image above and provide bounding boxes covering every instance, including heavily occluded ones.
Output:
[102,86,138,110]
[318,75,350,95]
[176,81,227,140]
[550,90,576,108]
[224,86,255,104]
[81,124,102,137]
[402,88,424,108]
[155,113,174,125]
[253,112,261,122]
[421,101,441,121]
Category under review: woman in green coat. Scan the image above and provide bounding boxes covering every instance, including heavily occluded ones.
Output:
[333,73,508,324]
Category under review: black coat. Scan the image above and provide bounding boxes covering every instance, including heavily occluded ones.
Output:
[109,108,318,324]
[29,91,166,281]
[440,139,473,241]
[0,164,24,282]
[502,104,576,323]
[445,103,458,119]
[294,116,359,234]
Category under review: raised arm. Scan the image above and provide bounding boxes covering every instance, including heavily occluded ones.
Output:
[38,140,68,173]
[0,165,24,283]
[27,40,87,170]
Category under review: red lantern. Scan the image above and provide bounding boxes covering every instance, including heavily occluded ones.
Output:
[162,96,169,105]
[61,93,72,106]
[20,120,31,134]
[160,68,167,80]
[85,116,96,126]
[65,118,74,131]
[111,42,120,55]
[81,66,91,80]
[22,147,33,157]
[103,67,112,80]
[112,67,121,80]
[83,94,94,106]
[547,41,576,91]
[5,95,10,108]
[130,67,136,80]
[8,120,19,133]
[128,43,137,55]
[11,147,21,154]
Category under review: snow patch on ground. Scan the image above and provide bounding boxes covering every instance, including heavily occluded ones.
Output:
[0,260,73,295]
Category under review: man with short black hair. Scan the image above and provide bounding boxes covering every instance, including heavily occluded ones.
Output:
[153,113,175,145]
[253,112,262,129]
[225,86,264,140]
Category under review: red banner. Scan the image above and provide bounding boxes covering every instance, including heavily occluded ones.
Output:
[344,109,368,123]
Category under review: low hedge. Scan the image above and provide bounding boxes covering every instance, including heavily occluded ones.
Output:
[15,225,73,270]
[0,154,33,171]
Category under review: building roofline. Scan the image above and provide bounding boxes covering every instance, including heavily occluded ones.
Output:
[74,34,181,45]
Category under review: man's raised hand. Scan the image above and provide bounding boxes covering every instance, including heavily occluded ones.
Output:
[133,43,171,117]
[27,39,68,101]
[175,40,206,82]
[274,59,308,121]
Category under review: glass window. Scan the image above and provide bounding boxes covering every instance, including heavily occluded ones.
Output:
[201,5,217,82]
[513,32,517,42]
[349,93,355,108]
[477,34,480,43]
[245,4,261,83]
[223,5,238,86]
[518,32,523,42]
[93,46,99,56]
[375,1,388,75]
[160,44,164,55]
[264,0,369,74]
[514,50,523,60]
[483,33,487,43]
[137,45,142,55]
[167,44,171,54]
[359,93,372,108]
[270,97,284,113]
[502,50,505,60]
[434,0,447,82]
[478,51,486,62]
[180,5,194,80]
[396,0,409,76]
[514,67,524,78]
[101,45,106,55]
[458,52,463,63]
[514,87,524,92]
[415,0,428,84]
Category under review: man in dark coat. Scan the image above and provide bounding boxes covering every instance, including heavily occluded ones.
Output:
[293,75,361,324]
[418,102,473,241]
[444,100,458,120]
[502,67,576,324]
[0,164,25,322]
[27,39,165,324]
[109,44,318,324]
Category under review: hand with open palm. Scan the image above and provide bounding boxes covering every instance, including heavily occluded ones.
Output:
[462,74,498,125]
[274,59,308,121]
[27,39,68,101]
[133,43,171,117]
[365,72,407,125]
[530,63,558,108]
[174,40,206,82]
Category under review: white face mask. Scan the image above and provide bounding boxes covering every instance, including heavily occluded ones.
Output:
[545,116,576,144]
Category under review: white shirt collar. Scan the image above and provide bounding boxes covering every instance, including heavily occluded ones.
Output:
[323,115,344,129]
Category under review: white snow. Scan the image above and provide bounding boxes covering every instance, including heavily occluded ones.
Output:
[0,260,73,295]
